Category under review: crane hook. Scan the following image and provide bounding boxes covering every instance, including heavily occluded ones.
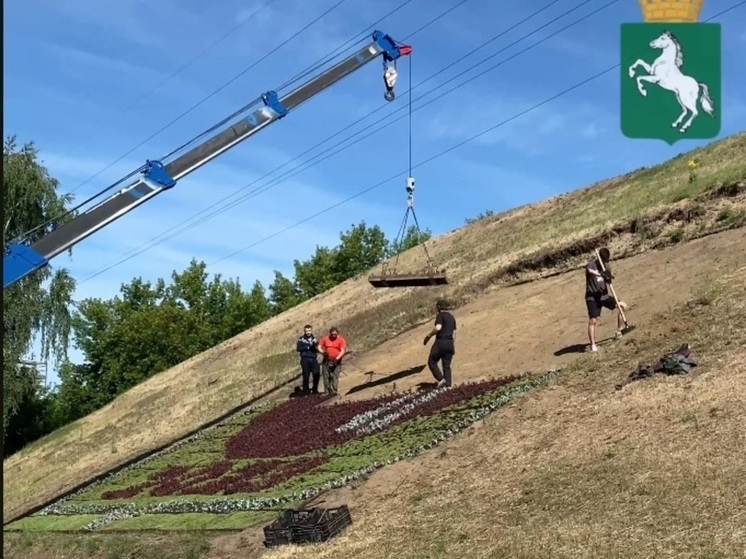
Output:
[383,65,398,102]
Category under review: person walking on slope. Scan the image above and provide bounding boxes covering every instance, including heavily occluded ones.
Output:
[318,326,347,396]
[585,247,629,352]
[296,324,320,395]
[423,299,456,389]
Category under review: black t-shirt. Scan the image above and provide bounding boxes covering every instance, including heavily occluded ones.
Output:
[435,311,456,340]
[585,258,610,298]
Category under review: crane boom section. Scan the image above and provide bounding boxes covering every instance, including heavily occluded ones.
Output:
[3,31,410,289]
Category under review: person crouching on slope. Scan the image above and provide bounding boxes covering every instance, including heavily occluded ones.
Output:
[585,247,629,352]
[423,299,456,389]
[318,326,347,396]
[296,324,320,395]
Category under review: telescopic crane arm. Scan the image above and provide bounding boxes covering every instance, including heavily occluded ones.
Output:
[3,30,412,289]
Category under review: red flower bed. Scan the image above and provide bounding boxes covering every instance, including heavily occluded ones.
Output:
[100,375,527,500]
[225,375,524,459]
[224,393,405,459]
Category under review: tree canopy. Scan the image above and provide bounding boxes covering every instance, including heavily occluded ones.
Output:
[3,136,77,439]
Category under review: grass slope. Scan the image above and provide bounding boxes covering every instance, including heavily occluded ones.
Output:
[256,269,746,559]
[5,260,745,559]
[4,132,746,523]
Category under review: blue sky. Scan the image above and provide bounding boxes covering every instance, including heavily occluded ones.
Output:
[4,0,745,384]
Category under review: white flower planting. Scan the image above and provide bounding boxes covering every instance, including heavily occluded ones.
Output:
[34,371,559,530]
[335,389,439,434]
[349,387,447,437]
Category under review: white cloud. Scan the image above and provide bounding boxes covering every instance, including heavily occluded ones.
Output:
[41,43,167,82]
[47,0,211,49]
[550,35,616,66]
[581,121,599,139]
[422,79,619,157]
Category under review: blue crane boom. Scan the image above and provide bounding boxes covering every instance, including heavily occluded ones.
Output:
[3,30,412,289]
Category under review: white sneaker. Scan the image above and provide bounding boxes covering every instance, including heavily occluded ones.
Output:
[587,344,598,353]
[436,379,447,389]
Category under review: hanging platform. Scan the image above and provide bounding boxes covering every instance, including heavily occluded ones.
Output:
[368,266,448,288]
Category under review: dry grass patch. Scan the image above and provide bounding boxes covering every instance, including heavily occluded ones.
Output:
[259,270,746,559]
[4,133,745,523]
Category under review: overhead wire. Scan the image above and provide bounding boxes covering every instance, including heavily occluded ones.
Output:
[12,0,367,244]
[78,0,744,282]
[76,0,566,281]
[13,0,418,247]
[55,0,281,178]
[160,0,420,164]
[203,0,746,266]
[78,0,604,282]
[65,0,354,194]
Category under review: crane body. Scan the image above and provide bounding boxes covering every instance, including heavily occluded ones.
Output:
[4,30,411,289]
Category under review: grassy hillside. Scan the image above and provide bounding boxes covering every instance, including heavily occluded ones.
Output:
[5,224,745,559]
[4,132,745,524]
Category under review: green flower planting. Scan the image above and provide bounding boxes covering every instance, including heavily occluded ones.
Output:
[32,372,557,531]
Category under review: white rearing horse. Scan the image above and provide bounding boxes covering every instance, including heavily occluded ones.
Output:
[628,31,715,133]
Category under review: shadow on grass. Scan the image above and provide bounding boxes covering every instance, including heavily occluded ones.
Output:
[345,365,426,396]
[554,336,617,356]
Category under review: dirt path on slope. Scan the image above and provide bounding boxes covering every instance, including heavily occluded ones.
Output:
[335,227,746,400]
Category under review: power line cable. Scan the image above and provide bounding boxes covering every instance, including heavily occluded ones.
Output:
[208,67,618,265]
[82,0,611,279]
[13,0,375,243]
[77,0,569,280]
[78,0,743,283]
[203,0,744,267]
[54,0,354,199]
[55,0,281,167]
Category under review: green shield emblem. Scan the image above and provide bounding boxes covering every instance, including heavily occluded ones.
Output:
[620,23,721,144]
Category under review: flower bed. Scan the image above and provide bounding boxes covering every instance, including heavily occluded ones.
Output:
[32,371,558,531]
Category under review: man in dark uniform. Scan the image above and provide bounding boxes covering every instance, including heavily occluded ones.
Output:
[296,324,320,394]
[585,247,629,352]
[423,299,456,389]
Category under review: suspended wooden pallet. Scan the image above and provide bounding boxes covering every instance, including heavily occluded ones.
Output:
[368,265,448,288]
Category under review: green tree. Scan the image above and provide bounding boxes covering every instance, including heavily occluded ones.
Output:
[52,261,276,430]
[387,224,432,257]
[333,221,388,282]
[2,135,76,438]
[268,271,302,314]
[2,365,56,457]
[294,245,339,299]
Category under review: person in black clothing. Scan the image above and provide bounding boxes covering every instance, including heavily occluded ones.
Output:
[296,324,320,394]
[423,299,456,388]
[585,247,629,352]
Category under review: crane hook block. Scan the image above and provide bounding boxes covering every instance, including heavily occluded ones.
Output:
[406,177,415,194]
[383,66,398,102]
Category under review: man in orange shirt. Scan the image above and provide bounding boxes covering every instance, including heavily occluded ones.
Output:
[318,326,347,396]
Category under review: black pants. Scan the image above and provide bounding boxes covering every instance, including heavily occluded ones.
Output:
[428,339,454,387]
[300,358,320,392]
